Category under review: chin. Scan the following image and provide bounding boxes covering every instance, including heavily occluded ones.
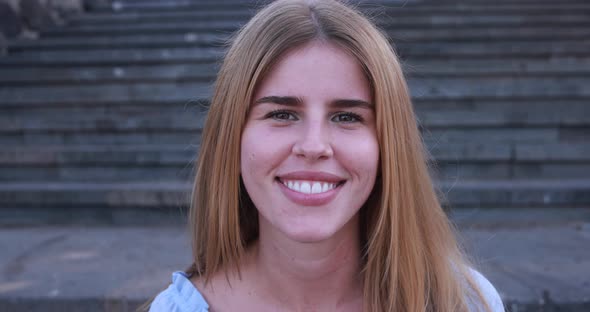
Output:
[281,223,341,244]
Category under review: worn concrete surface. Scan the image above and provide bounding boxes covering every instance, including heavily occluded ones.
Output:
[0,226,190,300]
[0,208,589,311]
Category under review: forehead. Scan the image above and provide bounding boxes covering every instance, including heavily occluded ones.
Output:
[253,41,371,103]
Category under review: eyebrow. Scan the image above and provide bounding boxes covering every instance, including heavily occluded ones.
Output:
[332,99,373,109]
[254,96,303,107]
[253,96,373,109]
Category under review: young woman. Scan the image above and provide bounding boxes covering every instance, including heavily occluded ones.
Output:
[148,0,504,311]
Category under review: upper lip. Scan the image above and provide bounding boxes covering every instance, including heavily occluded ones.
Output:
[277,171,346,183]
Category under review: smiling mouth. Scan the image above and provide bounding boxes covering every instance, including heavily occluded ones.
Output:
[276,178,346,195]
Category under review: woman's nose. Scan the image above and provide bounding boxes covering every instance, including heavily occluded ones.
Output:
[291,121,334,161]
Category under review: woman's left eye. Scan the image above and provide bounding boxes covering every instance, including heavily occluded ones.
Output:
[331,112,363,123]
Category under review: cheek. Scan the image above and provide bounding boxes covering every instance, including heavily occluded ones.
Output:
[240,126,293,177]
[335,132,379,180]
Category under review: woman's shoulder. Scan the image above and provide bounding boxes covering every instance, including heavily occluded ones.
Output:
[149,271,209,312]
[467,267,505,312]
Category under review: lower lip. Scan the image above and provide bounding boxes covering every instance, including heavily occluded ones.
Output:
[276,179,343,206]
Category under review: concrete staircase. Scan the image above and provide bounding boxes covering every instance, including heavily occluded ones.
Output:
[1,0,589,225]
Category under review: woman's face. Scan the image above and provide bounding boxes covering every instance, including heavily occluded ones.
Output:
[241,42,379,243]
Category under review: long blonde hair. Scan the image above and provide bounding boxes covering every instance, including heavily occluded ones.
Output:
[183,1,492,311]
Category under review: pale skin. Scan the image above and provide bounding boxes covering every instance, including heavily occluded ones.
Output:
[192,41,379,311]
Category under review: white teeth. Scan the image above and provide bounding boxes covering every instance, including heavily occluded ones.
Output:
[300,182,311,193]
[311,182,322,194]
[281,179,339,194]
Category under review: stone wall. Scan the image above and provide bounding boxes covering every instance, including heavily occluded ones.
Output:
[0,0,109,54]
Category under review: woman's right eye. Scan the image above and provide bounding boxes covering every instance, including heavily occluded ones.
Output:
[266,110,298,121]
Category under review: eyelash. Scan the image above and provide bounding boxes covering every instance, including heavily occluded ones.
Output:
[333,112,363,123]
[265,110,364,123]
[265,109,297,121]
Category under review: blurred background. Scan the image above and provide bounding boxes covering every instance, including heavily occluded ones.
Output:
[0,0,588,311]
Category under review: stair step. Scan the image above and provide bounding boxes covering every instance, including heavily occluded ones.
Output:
[3,162,589,181]
[2,77,588,104]
[0,167,195,182]
[8,34,227,51]
[432,143,590,179]
[117,1,448,12]
[1,100,588,133]
[438,179,590,208]
[2,59,590,86]
[1,98,587,124]
[363,5,590,12]
[46,21,244,36]
[416,0,589,3]
[0,82,211,104]
[0,132,201,145]
[434,163,590,180]
[3,57,590,78]
[0,106,208,132]
[435,143,590,161]
[0,143,588,181]
[0,127,583,146]
[0,179,587,208]
[2,162,589,181]
[0,181,191,208]
[3,143,587,165]
[406,77,590,99]
[103,1,252,12]
[90,3,590,14]
[0,64,219,85]
[68,10,251,24]
[423,128,578,144]
[4,42,589,67]
[516,144,590,161]
[405,58,590,77]
[8,27,590,53]
[109,0,590,5]
[416,100,590,126]
[47,15,590,38]
[0,145,200,165]
[67,9,590,25]
[0,48,222,66]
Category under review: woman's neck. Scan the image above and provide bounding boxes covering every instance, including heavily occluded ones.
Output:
[247,216,363,311]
